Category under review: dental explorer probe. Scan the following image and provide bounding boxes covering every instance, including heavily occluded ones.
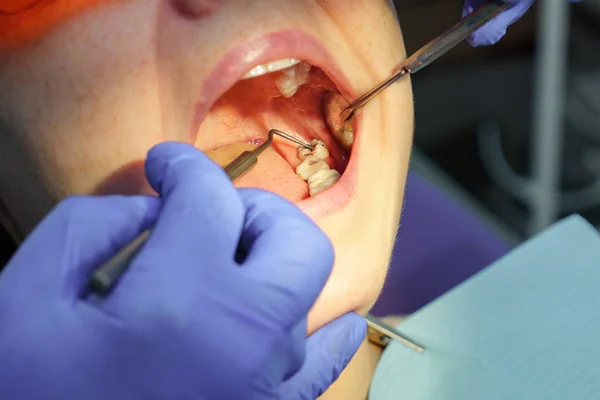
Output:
[88,129,314,295]
[224,129,312,180]
[341,0,511,121]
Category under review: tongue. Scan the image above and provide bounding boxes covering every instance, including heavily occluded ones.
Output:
[236,148,309,201]
[207,143,309,202]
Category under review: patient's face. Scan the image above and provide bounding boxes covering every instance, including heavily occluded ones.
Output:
[0,0,413,335]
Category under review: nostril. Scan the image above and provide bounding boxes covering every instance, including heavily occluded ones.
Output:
[171,0,224,20]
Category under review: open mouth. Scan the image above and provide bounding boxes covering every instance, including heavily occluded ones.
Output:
[192,31,358,216]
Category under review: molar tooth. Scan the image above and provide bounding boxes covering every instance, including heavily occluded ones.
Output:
[311,139,329,159]
[328,120,353,151]
[308,169,341,196]
[275,62,312,98]
[339,123,354,150]
[323,91,354,151]
[242,58,301,79]
[276,78,301,98]
[297,146,312,161]
[297,139,329,161]
[295,156,330,181]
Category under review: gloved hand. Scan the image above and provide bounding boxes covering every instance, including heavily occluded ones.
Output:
[464,0,579,47]
[0,142,366,400]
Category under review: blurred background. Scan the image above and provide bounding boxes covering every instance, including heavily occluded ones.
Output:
[393,0,600,243]
[371,0,600,315]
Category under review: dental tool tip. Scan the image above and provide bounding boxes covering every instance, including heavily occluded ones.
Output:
[341,108,354,122]
[269,129,314,150]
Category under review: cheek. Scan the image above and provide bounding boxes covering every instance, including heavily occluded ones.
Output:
[0,0,118,50]
[0,1,187,199]
[321,0,402,69]
[305,213,392,335]
[91,160,154,196]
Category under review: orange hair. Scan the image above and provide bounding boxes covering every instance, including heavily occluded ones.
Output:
[0,0,113,50]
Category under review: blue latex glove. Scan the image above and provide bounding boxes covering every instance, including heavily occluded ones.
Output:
[0,142,366,400]
[464,0,579,47]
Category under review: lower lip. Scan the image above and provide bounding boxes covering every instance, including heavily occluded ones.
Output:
[192,30,360,216]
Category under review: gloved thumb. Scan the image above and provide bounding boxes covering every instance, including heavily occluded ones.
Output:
[278,312,367,400]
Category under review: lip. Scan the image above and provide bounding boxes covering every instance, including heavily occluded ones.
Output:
[191,29,360,218]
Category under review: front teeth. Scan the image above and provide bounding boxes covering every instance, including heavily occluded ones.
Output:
[242,59,313,98]
[275,61,312,98]
[242,58,301,79]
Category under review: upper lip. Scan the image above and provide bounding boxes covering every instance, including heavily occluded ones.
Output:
[189,29,355,141]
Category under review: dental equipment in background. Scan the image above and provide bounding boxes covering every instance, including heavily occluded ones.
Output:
[366,314,425,354]
[88,129,314,295]
[342,0,512,121]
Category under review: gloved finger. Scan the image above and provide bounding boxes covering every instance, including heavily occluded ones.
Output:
[136,142,245,276]
[237,188,334,325]
[2,195,159,300]
[280,317,310,385]
[278,313,367,400]
[464,0,534,47]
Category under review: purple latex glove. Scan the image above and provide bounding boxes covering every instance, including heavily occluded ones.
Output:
[0,142,365,400]
[464,0,579,47]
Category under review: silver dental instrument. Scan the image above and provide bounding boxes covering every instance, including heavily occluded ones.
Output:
[342,0,511,121]
[225,129,313,180]
[88,129,313,295]
[365,314,425,353]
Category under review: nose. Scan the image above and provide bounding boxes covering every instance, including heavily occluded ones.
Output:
[172,0,224,19]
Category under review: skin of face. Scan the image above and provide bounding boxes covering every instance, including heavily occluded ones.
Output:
[0,0,413,397]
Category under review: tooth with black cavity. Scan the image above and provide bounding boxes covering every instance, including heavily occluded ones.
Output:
[298,146,312,161]
[297,139,329,161]
[295,156,330,181]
